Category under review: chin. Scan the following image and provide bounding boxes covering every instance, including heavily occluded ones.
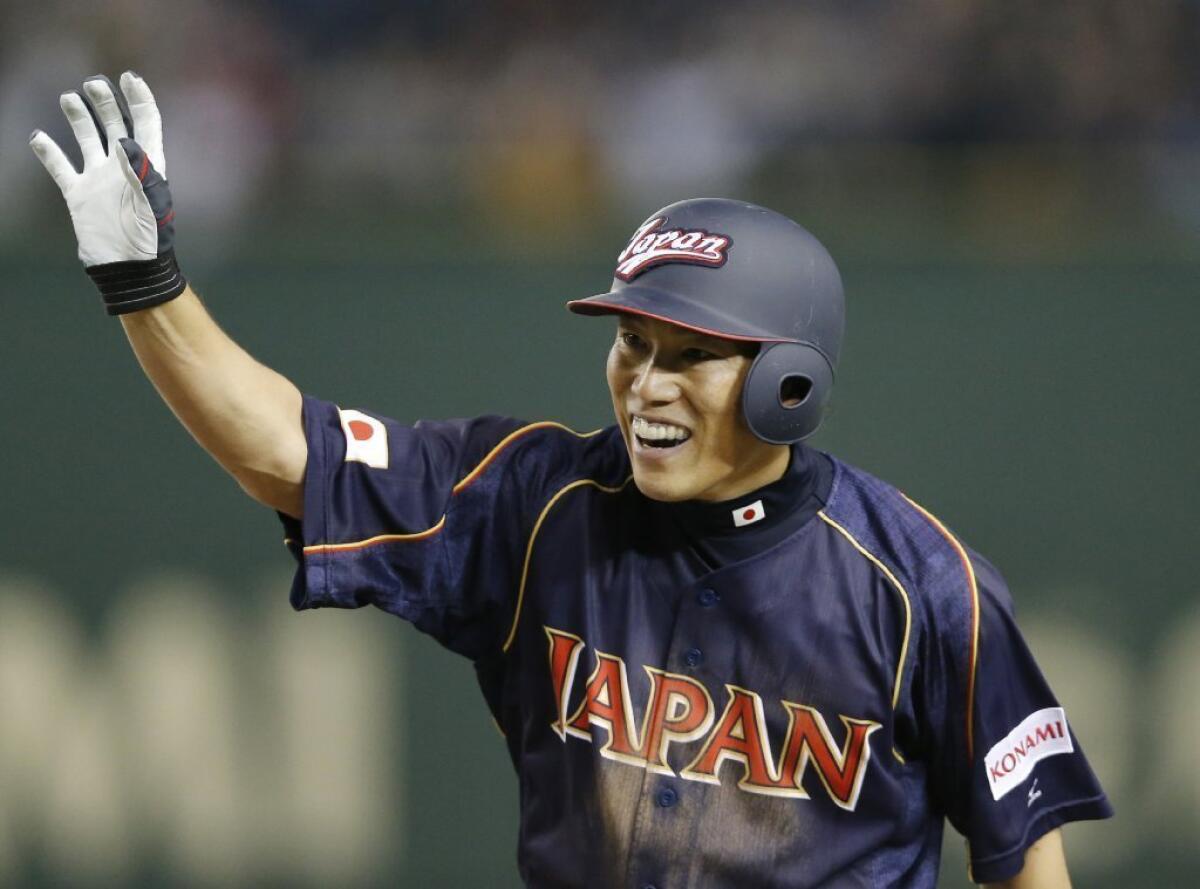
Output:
[630,469,697,503]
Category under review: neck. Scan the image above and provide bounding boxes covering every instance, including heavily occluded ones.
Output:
[649,443,834,568]
[695,444,791,502]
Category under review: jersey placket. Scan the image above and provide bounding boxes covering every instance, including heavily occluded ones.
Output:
[623,577,725,889]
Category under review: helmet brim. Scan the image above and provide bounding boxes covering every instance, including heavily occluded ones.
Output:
[566,286,796,344]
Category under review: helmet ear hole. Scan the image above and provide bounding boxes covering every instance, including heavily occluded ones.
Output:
[743,342,834,444]
[779,374,813,409]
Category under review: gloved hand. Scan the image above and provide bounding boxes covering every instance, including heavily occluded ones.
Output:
[30,72,186,315]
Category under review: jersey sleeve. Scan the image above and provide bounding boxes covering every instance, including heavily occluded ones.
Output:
[278,394,561,661]
[918,553,1113,884]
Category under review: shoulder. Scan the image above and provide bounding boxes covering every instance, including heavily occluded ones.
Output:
[303,396,630,504]
[424,416,630,499]
[819,456,1010,618]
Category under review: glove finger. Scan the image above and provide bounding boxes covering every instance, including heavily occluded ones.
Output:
[117,137,176,256]
[119,71,166,176]
[59,91,106,166]
[83,76,132,153]
[30,130,78,191]
[118,138,173,220]
[116,136,149,192]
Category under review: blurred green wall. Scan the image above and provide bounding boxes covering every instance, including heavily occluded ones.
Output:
[2,192,1196,886]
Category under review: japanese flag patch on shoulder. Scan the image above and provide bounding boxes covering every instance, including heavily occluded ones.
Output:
[338,408,388,469]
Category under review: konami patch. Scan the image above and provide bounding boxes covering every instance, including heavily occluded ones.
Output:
[984,707,1073,801]
[338,408,388,469]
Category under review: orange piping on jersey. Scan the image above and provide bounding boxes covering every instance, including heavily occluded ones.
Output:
[501,475,635,654]
[452,422,603,495]
[302,421,601,555]
[303,516,447,554]
[817,511,912,713]
[900,494,980,762]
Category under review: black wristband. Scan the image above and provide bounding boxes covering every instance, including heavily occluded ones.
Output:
[86,250,187,316]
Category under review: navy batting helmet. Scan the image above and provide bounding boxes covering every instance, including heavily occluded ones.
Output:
[567,198,845,444]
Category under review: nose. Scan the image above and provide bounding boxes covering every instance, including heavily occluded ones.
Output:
[631,357,682,405]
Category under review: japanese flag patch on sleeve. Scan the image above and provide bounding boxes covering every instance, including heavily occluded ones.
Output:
[338,408,388,469]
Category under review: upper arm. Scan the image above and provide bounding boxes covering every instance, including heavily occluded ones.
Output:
[911,541,1111,882]
[235,459,306,519]
[232,383,307,517]
[278,397,554,659]
[120,287,308,515]
[983,829,1071,889]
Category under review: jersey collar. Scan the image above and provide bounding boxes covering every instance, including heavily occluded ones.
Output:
[653,443,829,541]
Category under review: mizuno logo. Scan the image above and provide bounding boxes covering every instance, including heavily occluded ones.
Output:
[614,216,732,281]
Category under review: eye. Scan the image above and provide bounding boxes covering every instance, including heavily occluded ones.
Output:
[682,347,718,362]
[619,330,646,349]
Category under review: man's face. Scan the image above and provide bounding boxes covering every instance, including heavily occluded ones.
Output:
[606,315,790,502]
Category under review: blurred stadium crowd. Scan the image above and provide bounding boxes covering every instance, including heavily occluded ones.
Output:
[2,0,1198,251]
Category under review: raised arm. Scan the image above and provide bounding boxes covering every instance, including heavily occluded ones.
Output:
[30,73,306,517]
[119,288,306,517]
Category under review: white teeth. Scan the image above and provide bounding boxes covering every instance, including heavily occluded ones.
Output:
[631,415,691,442]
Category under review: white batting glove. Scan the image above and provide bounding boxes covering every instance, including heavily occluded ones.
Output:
[30,72,186,315]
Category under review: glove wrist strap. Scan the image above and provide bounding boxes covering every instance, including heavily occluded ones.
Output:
[86,250,187,316]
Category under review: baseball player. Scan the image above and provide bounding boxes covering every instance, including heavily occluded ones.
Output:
[33,73,1111,888]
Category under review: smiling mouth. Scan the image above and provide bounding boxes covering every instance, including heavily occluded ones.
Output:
[631,415,692,450]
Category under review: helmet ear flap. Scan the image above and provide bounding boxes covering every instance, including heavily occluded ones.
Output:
[742,342,835,444]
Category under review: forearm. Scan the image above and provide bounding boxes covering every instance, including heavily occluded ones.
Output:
[120,285,306,517]
[984,829,1071,889]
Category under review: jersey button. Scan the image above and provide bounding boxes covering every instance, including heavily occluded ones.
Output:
[684,648,703,667]
[656,786,678,808]
[698,588,720,607]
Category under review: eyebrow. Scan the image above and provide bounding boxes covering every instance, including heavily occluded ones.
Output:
[618,320,741,353]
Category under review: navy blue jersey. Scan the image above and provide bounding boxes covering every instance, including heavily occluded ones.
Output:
[280,395,1111,888]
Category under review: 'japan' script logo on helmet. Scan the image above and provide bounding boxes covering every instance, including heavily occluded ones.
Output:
[614,216,732,282]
